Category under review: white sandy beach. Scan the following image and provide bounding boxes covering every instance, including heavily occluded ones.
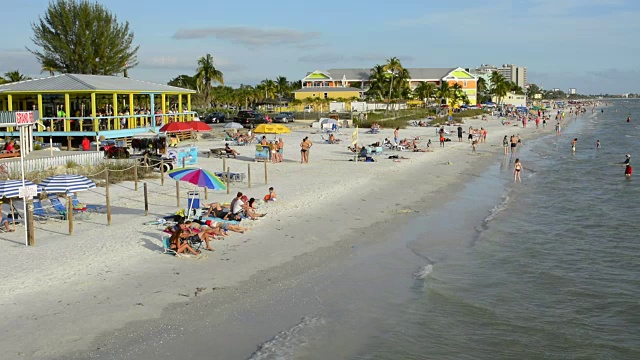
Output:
[0,115,556,359]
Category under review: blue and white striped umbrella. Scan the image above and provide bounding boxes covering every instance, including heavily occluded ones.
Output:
[38,175,96,194]
[0,180,42,198]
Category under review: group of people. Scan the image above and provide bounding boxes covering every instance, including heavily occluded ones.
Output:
[260,136,284,163]
[166,187,278,255]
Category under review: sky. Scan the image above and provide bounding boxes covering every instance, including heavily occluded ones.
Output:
[1,0,639,94]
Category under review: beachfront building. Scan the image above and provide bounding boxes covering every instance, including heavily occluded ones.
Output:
[298,67,478,105]
[493,92,527,107]
[0,74,196,142]
[497,64,527,89]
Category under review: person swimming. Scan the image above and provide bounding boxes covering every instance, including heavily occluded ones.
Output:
[625,164,632,178]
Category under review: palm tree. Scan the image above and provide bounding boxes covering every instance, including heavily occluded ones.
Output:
[368,64,388,101]
[383,57,403,111]
[414,82,436,108]
[260,79,277,100]
[437,82,451,106]
[41,64,56,76]
[3,70,31,83]
[275,76,290,98]
[195,54,224,107]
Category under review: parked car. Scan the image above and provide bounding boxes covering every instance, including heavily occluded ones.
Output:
[203,112,226,123]
[235,110,267,128]
[273,112,295,123]
[303,105,313,113]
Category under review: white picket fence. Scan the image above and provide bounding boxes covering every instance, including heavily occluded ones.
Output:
[2,152,106,176]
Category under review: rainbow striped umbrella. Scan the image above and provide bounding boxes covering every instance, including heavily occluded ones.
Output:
[168,167,226,191]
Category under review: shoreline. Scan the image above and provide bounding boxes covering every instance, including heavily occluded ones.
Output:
[0,114,564,359]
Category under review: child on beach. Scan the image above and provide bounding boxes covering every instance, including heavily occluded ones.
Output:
[264,187,277,202]
[571,138,577,152]
[514,158,523,182]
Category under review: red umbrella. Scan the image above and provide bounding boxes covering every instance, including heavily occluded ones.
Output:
[159,122,191,132]
[187,121,212,132]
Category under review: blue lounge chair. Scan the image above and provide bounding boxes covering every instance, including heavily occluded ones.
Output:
[71,194,106,213]
[48,194,88,218]
[33,198,65,222]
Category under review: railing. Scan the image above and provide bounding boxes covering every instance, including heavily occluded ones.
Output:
[1,152,105,178]
[12,112,198,133]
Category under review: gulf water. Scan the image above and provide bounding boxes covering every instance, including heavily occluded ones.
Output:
[250,101,640,359]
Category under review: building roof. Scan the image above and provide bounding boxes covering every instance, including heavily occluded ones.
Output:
[304,68,460,81]
[294,86,363,93]
[0,74,196,93]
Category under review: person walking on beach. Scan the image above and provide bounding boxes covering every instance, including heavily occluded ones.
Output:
[439,128,445,148]
[300,136,312,164]
[514,158,523,182]
[510,134,518,155]
[571,138,577,153]
[394,128,399,145]
[503,135,509,155]
[457,126,463,142]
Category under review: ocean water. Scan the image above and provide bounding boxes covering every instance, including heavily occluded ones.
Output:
[249,102,640,360]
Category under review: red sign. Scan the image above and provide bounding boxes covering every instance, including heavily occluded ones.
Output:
[15,111,35,125]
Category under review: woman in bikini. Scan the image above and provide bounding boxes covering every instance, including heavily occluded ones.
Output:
[514,158,523,182]
[300,137,312,163]
[168,227,201,255]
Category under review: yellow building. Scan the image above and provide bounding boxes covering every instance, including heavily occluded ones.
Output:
[293,86,363,101]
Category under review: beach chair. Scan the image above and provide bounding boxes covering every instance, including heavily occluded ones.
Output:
[33,198,65,223]
[160,233,176,255]
[48,194,88,219]
[71,194,106,213]
[187,191,201,219]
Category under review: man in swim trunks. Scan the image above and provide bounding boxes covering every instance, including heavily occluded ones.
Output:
[625,164,632,178]
[510,134,518,154]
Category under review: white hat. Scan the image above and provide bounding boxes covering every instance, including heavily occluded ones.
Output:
[626,154,631,158]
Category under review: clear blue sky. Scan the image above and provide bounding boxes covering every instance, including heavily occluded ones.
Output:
[1,0,639,94]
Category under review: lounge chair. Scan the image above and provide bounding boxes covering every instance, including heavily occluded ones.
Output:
[71,194,106,213]
[33,198,65,223]
[48,194,88,218]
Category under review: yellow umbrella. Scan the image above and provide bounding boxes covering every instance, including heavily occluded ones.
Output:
[254,124,290,134]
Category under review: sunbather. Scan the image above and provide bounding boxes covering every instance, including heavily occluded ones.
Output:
[1,216,13,232]
[168,227,201,255]
[179,223,214,251]
[205,219,249,233]
[203,202,229,218]
[224,143,239,158]
[240,195,266,219]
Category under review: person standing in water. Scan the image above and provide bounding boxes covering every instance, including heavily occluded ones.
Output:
[571,138,577,153]
[514,158,523,182]
[503,135,509,155]
[596,140,601,149]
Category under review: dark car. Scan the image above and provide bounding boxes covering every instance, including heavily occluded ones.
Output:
[235,110,267,128]
[273,112,295,123]
[204,112,226,123]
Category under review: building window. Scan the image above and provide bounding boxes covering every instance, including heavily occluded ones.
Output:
[324,93,328,99]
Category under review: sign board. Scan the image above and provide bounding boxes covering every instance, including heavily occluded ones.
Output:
[0,111,39,126]
[15,112,35,125]
[18,185,38,199]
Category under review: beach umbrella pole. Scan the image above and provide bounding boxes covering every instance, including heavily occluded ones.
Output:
[68,196,73,235]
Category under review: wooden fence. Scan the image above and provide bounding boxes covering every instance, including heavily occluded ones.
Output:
[2,152,106,177]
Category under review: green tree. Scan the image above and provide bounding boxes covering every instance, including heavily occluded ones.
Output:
[414,82,436,108]
[3,70,31,83]
[275,76,290,98]
[367,64,388,101]
[168,74,198,90]
[195,54,224,107]
[526,83,541,98]
[383,57,403,111]
[29,0,138,75]
[260,79,277,99]
[437,82,451,106]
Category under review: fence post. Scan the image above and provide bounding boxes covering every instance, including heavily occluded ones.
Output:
[106,169,112,225]
[248,163,251,188]
[27,200,35,246]
[176,180,180,207]
[182,157,186,168]
[222,158,226,175]
[160,160,165,186]
[264,161,268,184]
[134,162,138,191]
[68,196,73,235]
[226,167,230,195]
[144,182,149,216]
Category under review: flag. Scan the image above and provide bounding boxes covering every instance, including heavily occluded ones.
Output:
[351,126,358,146]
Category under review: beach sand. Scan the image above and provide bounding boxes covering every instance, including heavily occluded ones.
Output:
[0,115,556,359]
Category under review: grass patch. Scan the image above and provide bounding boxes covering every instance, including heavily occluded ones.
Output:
[431,109,488,126]
[355,109,436,129]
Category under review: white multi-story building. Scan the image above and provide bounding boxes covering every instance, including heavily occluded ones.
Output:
[569,88,577,95]
[497,64,527,89]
